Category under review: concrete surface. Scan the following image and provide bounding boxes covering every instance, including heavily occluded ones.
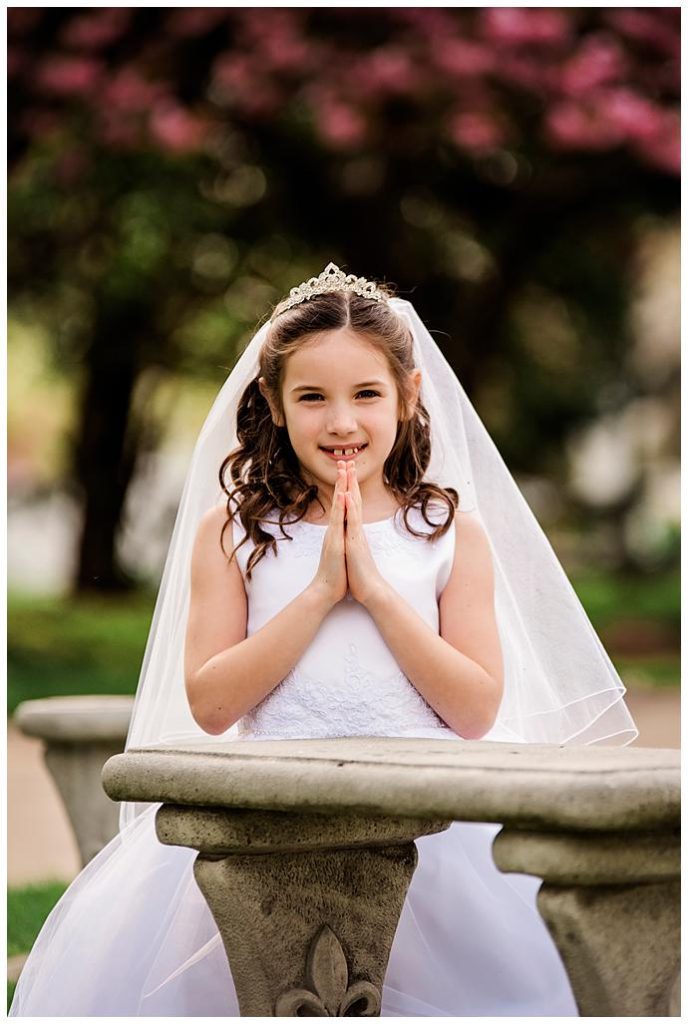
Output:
[15,695,133,741]
[8,723,81,886]
[102,740,679,832]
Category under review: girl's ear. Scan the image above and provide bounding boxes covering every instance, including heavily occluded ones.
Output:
[400,369,422,422]
[258,377,285,427]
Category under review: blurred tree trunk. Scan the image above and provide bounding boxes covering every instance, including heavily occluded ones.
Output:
[73,303,149,593]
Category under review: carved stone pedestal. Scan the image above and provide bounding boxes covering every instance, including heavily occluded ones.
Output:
[15,695,133,864]
[103,737,680,1018]
[156,806,450,1017]
[493,828,680,1016]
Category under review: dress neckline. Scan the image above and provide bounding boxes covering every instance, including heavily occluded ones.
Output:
[298,508,402,529]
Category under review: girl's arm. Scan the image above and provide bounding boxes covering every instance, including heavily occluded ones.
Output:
[184,506,337,735]
[362,513,504,739]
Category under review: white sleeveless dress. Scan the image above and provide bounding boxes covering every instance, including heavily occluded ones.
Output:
[10,507,579,1017]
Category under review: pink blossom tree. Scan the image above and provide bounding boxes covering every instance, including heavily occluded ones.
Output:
[8,8,679,588]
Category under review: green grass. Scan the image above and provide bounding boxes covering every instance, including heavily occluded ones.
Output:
[7,880,69,1009]
[7,591,155,713]
[7,880,69,957]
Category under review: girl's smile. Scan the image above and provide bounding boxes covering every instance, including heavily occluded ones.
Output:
[319,443,369,461]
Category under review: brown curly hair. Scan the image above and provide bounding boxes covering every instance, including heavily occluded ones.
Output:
[220,286,459,579]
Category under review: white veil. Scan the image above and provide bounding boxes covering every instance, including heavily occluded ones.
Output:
[121,293,637,828]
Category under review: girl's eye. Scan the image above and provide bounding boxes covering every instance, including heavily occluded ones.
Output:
[299,391,380,402]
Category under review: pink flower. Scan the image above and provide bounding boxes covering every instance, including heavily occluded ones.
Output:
[606,96,680,174]
[102,68,165,113]
[604,10,679,58]
[480,8,571,47]
[448,112,505,152]
[60,9,131,50]
[546,101,623,150]
[347,48,420,101]
[364,48,418,93]
[315,103,367,149]
[245,11,315,74]
[261,30,312,73]
[35,56,103,96]
[433,39,494,78]
[212,53,255,95]
[599,88,666,144]
[149,102,209,153]
[560,34,627,96]
[546,88,679,170]
[394,8,457,38]
[211,54,283,115]
[494,54,556,93]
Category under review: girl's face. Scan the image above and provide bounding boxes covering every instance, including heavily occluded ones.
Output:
[267,328,420,498]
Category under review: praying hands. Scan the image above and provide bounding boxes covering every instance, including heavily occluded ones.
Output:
[341,461,387,607]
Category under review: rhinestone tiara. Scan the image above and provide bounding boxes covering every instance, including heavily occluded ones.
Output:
[271,262,389,320]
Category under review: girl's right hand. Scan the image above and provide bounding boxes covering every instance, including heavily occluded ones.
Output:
[311,463,349,608]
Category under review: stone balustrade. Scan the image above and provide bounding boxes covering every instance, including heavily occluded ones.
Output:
[15,695,134,865]
[102,738,680,1017]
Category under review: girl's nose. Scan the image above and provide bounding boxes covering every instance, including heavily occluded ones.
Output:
[326,408,358,433]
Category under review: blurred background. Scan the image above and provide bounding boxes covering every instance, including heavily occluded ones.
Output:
[6,5,680,910]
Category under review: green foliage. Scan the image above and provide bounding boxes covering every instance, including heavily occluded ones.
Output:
[7,881,69,957]
[572,568,680,629]
[573,568,679,689]
[7,592,154,713]
[615,656,680,690]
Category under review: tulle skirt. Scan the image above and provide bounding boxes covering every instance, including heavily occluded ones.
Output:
[10,804,578,1017]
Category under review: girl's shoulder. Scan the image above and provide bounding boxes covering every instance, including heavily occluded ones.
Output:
[190,506,245,590]
[195,504,251,556]
[195,505,231,549]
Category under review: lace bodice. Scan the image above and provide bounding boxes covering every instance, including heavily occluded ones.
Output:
[231,506,457,740]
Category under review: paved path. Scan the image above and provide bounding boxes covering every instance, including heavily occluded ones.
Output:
[7,686,680,887]
[8,724,81,885]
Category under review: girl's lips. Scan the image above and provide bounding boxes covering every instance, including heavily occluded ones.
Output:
[319,444,368,462]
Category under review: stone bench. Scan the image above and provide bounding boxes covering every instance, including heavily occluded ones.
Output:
[15,695,134,866]
[103,737,680,1017]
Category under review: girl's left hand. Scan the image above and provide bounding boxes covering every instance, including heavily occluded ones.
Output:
[342,461,387,607]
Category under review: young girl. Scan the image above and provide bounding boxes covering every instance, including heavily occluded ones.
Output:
[11,264,637,1017]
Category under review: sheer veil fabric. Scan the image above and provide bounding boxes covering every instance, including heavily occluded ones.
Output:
[123,295,636,830]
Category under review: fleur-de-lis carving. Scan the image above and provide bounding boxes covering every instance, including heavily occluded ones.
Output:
[275,925,381,1017]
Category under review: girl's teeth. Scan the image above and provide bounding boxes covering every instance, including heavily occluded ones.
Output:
[334,447,359,456]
